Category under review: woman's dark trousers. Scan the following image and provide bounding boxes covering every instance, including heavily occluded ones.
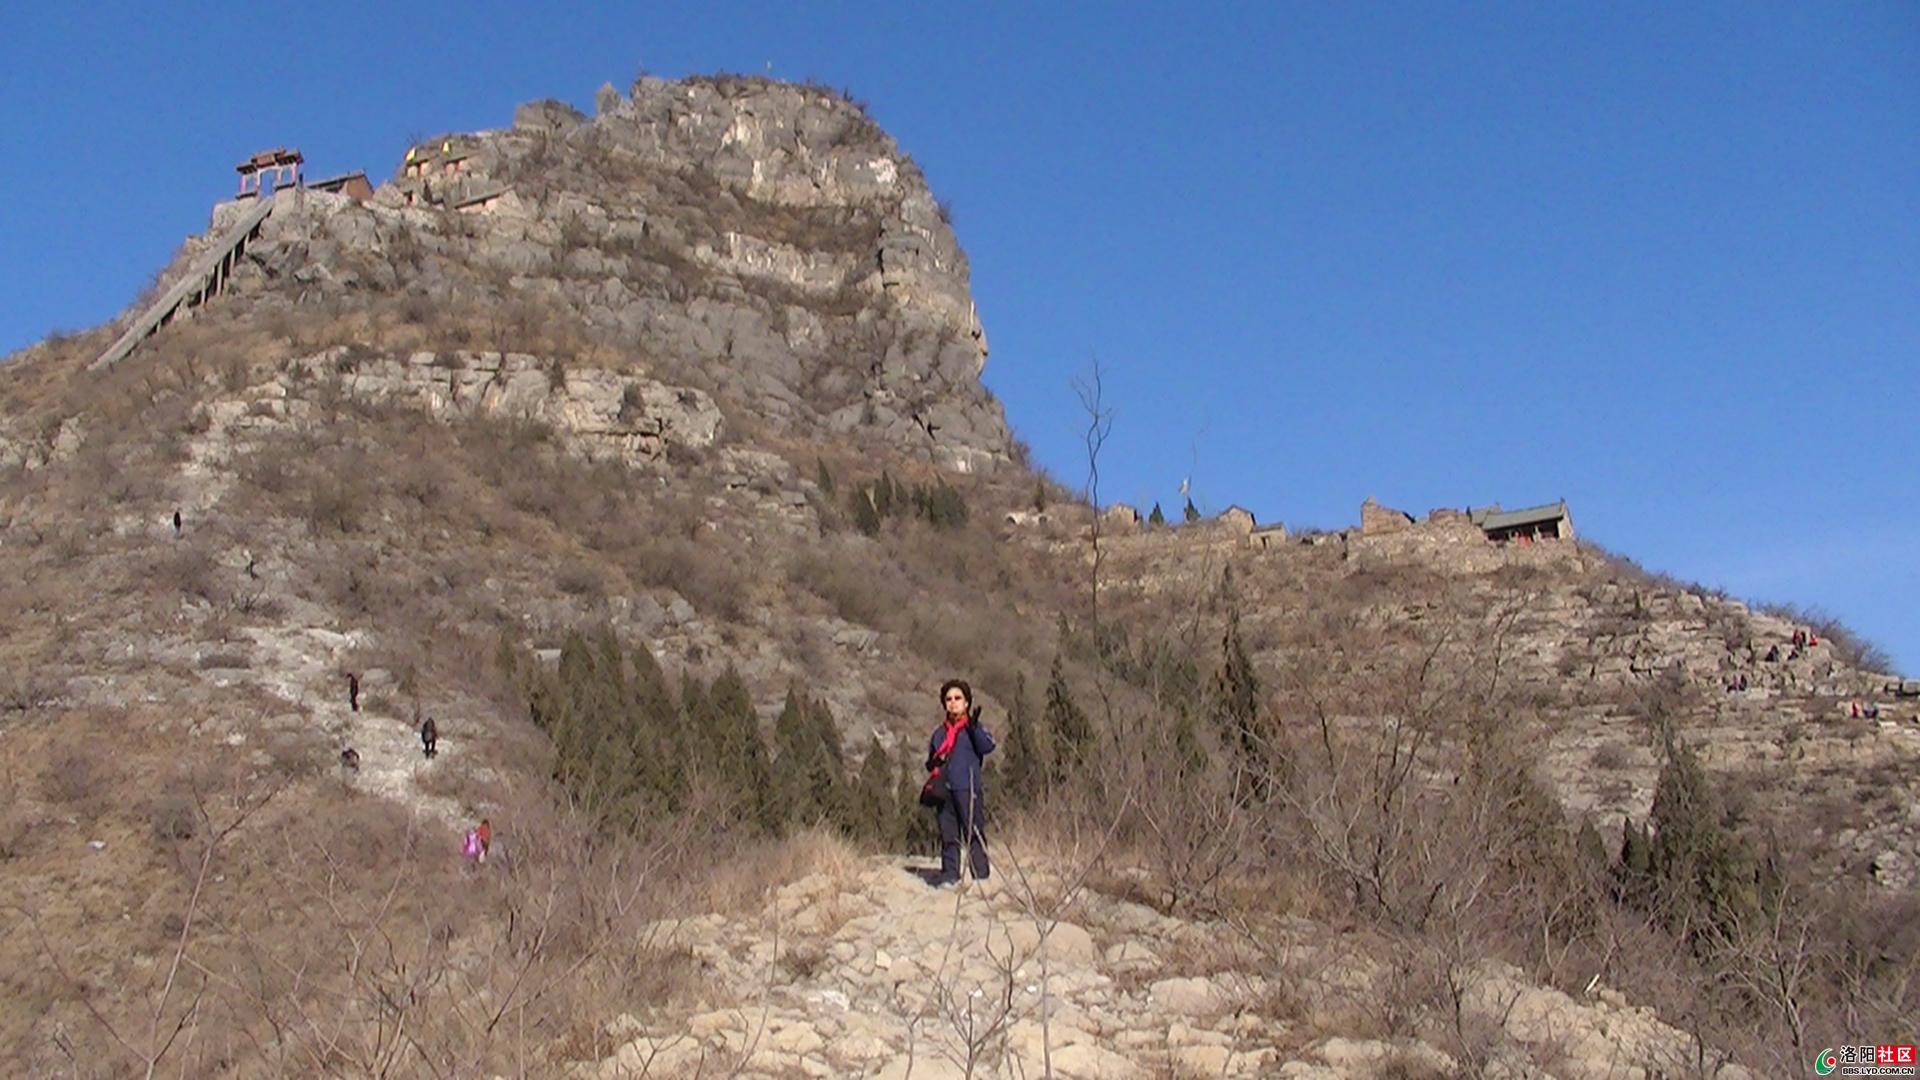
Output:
[937,791,989,882]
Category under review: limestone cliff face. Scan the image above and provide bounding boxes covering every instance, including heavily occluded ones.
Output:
[218,74,1010,473]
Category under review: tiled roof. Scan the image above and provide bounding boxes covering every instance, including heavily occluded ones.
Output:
[1470,500,1568,531]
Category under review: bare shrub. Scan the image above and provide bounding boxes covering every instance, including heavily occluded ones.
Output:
[554,560,604,598]
[305,476,364,534]
[40,745,111,818]
[787,544,909,630]
[630,534,747,622]
[1592,743,1632,770]
[157,545,221,602]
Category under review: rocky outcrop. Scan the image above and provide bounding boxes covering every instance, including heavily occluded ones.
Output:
[0,416,83,472]
[187,74,1010,475]
[287,347,722,466]
[580,851,1744,1080]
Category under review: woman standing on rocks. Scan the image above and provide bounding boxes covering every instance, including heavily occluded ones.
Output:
[926,679,994,885]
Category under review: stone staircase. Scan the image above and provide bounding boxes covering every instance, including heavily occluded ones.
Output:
[90,193,277,371]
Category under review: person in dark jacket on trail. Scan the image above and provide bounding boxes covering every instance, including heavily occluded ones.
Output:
[926,678,995,885]
[420,716,438,759]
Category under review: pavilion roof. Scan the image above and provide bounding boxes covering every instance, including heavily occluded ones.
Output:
[1469,500,1569,531]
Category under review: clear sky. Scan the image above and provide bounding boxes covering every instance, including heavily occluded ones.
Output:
[3,3,1915,672]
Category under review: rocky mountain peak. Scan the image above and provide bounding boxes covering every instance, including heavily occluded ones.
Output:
[203,73,1009,474]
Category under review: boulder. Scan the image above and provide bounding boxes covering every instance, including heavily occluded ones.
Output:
[512,97,585,134]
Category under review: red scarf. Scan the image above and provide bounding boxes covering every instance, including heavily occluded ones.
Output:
[933,717,966,762]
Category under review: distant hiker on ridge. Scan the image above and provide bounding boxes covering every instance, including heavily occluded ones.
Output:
[347,673,360,712]
[421,716,437,760]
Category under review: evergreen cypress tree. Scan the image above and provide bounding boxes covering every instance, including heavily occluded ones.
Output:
[1148,502,1165,527]
[850,487,881,536]
[1613,818,1653,907]
[773,688,814,825]
[1212,602,1267,784]
[1577,817,1609,877]
[809,696,846,772]
[848,735,896,845]
[1043,656,1093,789]
[874,472,895,518]
[773,686,842,829]
[628,638,684,806]
[680,675,720,787]
[1001,673,1047,807]
[928,481,966,529]
[544,628,644,824]
[1648,738,1763,950]
[710,666,775,830]
[543,630,592,791]
[815,457,835,495]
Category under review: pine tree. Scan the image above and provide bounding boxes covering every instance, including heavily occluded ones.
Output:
[541,628,646,826]
[710,666,775,831]
[1148,502,1165,527]
[773,687,842,830]
[1577,817,1609,877]
[1001,673,1047,807]
[1183,498,1201,523]
[680,674,718,773]
[809,696,846,773]
[773,688,820,827]
[847,735,896,845]
[927,481,966,529]
[628,638,684,806]
[815,457,835,495]
[1043,656,1093,789]
[850,487,880,536]
[1648,738,1763,951]
[1212,601,1266,783]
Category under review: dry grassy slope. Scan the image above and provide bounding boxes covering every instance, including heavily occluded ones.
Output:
[1,73,1915,1076]
[0,313,1076,1075]
[1084,522,1920,886]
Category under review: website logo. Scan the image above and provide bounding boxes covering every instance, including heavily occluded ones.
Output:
[1819,1049,1840,1075]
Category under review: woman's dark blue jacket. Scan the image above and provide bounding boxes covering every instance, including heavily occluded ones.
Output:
[927,716,995,803]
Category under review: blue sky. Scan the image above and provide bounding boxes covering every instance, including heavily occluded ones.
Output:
[2,3,1915,672]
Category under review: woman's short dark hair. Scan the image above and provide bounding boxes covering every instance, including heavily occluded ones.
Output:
[940,679,972,706]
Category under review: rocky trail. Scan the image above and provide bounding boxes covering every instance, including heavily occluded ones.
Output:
[582,849,1736,1080]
